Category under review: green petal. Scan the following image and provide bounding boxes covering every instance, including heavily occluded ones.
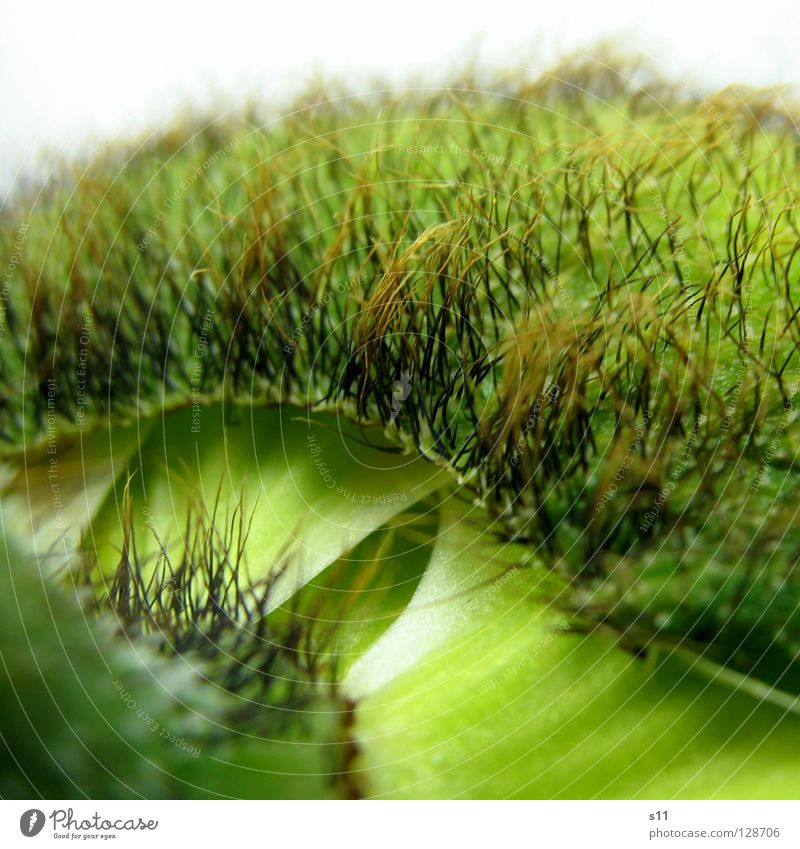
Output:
[86,404,449,609]
[0,526,345,798]
[351,518,800,799]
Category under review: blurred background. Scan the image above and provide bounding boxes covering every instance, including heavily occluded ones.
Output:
[1,0,798,197]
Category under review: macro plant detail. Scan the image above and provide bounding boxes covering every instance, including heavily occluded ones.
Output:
[1,56,800,799]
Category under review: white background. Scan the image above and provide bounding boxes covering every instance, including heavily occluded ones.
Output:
[1,0,799,198]
[0,800,797,847]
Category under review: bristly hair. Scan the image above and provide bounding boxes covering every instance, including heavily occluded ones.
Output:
[4,54,800,692]
[82,481,340,733]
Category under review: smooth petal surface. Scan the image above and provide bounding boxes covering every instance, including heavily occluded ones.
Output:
[351,520,800,799]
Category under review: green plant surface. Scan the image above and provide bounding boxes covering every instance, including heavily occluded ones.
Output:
[350,510,800,799]
[0,528,346,799]
[2,55,800,799]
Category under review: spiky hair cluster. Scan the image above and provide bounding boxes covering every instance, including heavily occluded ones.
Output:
[3,55,800,699]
